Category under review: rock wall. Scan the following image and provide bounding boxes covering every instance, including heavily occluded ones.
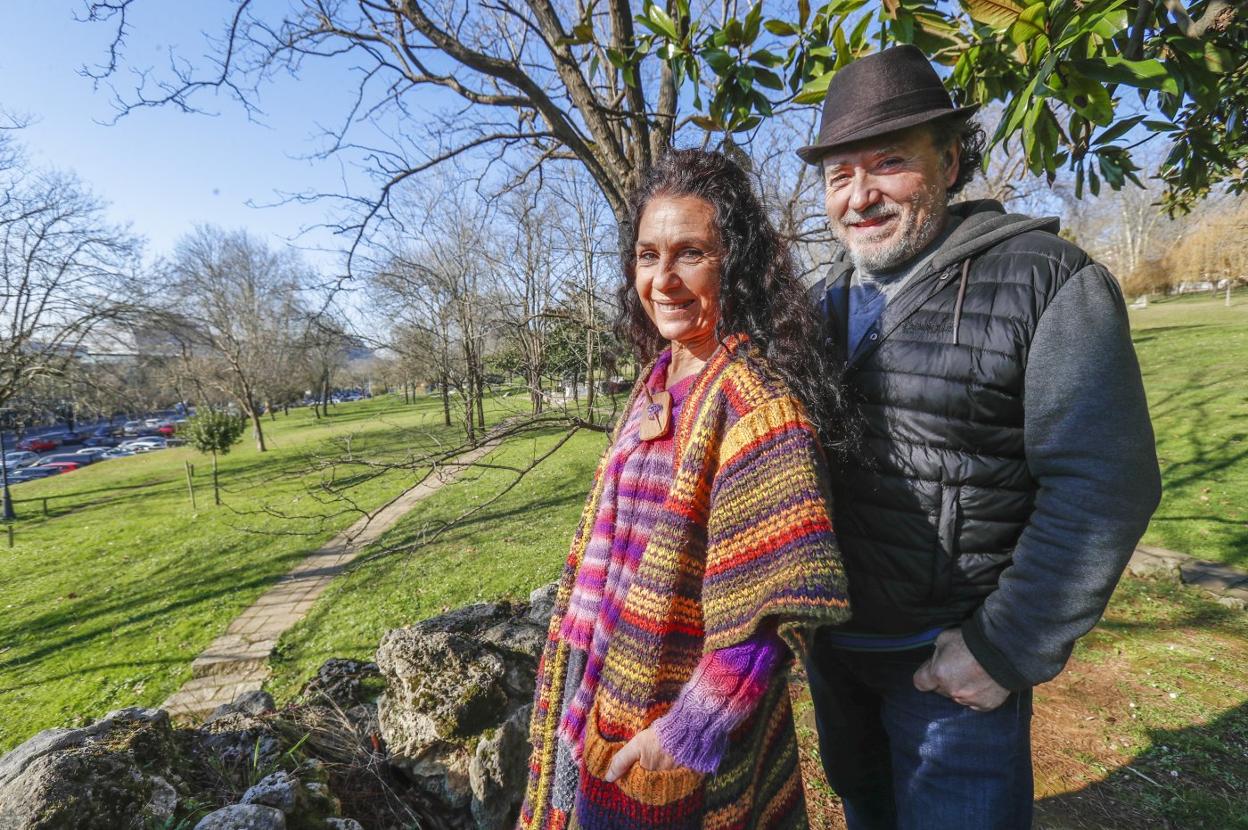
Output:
[0,584,556,830]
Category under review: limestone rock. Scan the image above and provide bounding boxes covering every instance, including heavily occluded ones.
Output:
[526,583,557,626]
[298,659,381,708]
[194,804,287,830]
[0,708,179,829]
[240,770,298,813]
[325,820,364,830]
[469,704,533,830]
[206,690,276,724]
[376,629,508,758]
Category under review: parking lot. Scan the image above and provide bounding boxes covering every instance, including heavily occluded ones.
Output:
[2,414,190,486]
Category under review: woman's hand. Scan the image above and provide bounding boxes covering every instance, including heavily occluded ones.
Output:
[604,726,679,782]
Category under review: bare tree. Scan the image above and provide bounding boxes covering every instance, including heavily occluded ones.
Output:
[487,187,562,415]
[1,142,139,415]
[83,0,688,262]
[157,227,309,451]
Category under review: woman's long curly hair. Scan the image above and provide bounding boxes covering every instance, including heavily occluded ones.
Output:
[616,148,855,455]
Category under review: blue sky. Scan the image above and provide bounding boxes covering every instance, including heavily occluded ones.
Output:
[0,1,374,269]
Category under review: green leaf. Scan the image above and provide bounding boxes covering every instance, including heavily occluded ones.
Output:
[764,19,799,36]
[753,68,785,90]
[732,115,763,133]
[1091,114,1146,145]
[744,3,764,43]
[646,4,680,40]
[1072,57,1179,96]
[962,0,1025,30]
[749,49,785,68]
[1008,2,1045,44]
[690,115,722,131]
[795,68,837,104]
[1205,43,1234,74]
[703,48,733,73]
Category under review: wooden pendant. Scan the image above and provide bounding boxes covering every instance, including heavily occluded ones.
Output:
[639,390,673,441]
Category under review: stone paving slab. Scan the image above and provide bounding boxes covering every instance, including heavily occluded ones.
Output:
[162,436,503,720]
[1128,545,1248,608]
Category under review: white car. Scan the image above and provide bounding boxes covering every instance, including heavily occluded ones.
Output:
[120,437,167,452]
[3,450,39,468]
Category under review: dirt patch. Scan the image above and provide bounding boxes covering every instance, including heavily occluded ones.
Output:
[788,654,1183,830]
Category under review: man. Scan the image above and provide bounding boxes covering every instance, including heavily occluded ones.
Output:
[797,46,1162,829]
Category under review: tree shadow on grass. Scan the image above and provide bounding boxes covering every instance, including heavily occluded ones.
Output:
[1035,700,1248,830]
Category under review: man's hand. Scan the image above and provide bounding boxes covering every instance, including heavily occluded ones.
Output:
[913,628,1011,712]
[604,726,679,782]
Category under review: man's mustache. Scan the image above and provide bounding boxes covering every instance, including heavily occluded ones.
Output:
[841,203,900,227]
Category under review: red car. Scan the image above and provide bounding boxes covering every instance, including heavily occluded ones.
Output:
[156,423,177,436]
[34,461,81,473]
[17,436,57,452]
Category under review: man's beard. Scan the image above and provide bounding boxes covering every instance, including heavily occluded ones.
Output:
[833,185,948,273]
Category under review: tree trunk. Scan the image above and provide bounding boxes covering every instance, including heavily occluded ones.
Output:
[585,328,596,426]
[211,450,221,505]
[476,369,486,430]
[249,406,267,452]
[441,371,451,426]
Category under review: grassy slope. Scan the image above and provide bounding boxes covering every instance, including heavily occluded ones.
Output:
[1129,290,1248,567]
[0,393,516,751]
[265,425,606,701]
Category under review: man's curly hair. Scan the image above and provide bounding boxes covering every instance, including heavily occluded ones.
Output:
[929,114,987,197]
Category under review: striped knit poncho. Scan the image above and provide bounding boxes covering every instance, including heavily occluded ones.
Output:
[520,334,850,830]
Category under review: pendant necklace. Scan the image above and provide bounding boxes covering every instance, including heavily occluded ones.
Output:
[638,384,672,441]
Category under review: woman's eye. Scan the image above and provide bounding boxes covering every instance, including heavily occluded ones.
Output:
[637,250,657,262]
[681,248,703,259]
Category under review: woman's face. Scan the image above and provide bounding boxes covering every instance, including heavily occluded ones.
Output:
[634,195,723,352]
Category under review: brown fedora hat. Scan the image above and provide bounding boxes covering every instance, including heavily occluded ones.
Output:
[796,45,979,165]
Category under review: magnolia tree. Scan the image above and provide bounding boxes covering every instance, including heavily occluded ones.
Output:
[82,0,1247,236]
[184,410,246,506]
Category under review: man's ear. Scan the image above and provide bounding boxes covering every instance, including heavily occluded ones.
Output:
[943,140,960,189]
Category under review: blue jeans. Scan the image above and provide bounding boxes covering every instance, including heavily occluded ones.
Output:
[804,633,1033,830]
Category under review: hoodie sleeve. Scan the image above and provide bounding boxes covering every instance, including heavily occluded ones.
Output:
[961,263,1161,690]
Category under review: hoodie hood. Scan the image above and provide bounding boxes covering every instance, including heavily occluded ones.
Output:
[930,199,1060,273]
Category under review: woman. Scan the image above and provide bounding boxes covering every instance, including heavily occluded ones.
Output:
[519,149,853,830]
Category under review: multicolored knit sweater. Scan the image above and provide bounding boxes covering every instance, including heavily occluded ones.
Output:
[520,334,850,830]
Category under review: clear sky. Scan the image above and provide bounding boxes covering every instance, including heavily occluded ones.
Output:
[0,1,375,270]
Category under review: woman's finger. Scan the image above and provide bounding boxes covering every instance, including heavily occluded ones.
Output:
[605,738,640,783]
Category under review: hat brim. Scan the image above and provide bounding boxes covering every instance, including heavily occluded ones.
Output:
[796,104,980,165]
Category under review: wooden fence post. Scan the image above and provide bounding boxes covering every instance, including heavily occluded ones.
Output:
[6,524,12,548]
[42,498,48,517]
[185,460,197,511]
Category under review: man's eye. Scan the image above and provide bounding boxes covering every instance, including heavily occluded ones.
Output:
[827,175,848,188]
[879,157,902,168]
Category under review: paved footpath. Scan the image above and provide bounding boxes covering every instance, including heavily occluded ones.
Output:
[163,436,503,720]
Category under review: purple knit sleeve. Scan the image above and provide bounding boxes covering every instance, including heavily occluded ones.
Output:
[652,626,787,774]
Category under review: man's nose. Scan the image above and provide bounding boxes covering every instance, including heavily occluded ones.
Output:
[846,171,878,214]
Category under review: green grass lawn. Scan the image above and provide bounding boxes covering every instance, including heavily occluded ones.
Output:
[0,392,525,751]
[2,286,1245,826]
[1129,289,1248,567]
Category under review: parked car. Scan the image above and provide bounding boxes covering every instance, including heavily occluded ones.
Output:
[120,436,168,452]
[122,420,145,436]
[156,422,177,437]
[100,446,136,459]
[3,450,40,468]
[75,447,112,460]
[16,435,57,452]
[143,418,162,429]
[28,461,78,474]
[8,466,61,483]
[41,453,94,467]
[84,426,123,447]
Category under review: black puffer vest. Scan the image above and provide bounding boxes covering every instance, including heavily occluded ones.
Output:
[815,213,1087,633]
